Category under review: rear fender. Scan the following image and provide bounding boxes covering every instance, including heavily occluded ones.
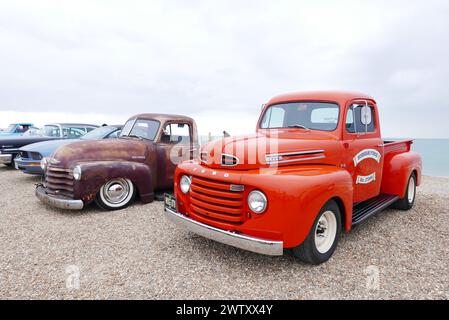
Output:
[74,161,154,204]
[380,151,422,197]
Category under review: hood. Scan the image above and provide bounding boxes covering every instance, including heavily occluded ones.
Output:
[200,130,341,170]
[20,139,79,157]
[51,138,149,168]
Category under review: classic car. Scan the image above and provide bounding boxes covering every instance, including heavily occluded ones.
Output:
[164,91,422,264]
[0,123,35,136]
[0,123,98,166]
[15,125,123,175]
[36,114,198,211]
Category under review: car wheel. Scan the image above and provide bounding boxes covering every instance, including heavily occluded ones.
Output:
[392,173,416,210]
[95,178,136,211]
[292,200,341,265]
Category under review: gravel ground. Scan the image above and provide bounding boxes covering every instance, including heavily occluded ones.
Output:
[0,165,448,300]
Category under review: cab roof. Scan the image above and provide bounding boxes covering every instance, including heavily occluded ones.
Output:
[130,113,195,123]
[268,91,375,105]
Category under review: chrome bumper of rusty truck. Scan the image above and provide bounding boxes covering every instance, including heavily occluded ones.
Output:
[35,185,83,210]
[164,207,283,256]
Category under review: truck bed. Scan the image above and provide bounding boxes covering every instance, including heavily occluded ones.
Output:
[383,139,413,154]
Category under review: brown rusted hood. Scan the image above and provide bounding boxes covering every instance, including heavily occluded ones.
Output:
[51,138,149,168]
[200,130,342,170]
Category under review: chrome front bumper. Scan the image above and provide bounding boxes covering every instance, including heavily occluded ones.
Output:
[164,207,284,256]
[0,154,12,164]
[35,185,83,210]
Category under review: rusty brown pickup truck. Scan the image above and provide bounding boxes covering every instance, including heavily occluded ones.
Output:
[36,114,198,211]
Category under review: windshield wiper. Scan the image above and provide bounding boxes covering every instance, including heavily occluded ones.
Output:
[287,124,310,130]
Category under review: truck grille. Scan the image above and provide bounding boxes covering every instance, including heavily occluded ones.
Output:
[45,165,74,198]
[189,176,245,225]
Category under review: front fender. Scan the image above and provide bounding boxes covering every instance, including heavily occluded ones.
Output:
[74,161,154,204]
[241,165,353,248]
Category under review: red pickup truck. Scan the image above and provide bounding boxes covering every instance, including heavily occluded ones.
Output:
[164,91,422,264]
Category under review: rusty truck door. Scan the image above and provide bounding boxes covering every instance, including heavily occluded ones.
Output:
[155,121,195,190]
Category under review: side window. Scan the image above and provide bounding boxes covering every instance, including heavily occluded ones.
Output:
[161,123,191,143]
[346,108,355,133]
[346,104,376,133]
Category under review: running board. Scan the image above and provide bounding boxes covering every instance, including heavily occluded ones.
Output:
[352,194,399,226]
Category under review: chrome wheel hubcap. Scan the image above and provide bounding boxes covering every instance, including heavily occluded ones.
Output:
[314,210,337,254]
[102,179,130,204]
[408,176,415,203]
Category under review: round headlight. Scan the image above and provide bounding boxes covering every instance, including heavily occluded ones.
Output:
[248,190,267,214]
[40,158,48,170]
[180,175,191,194]
[73,165,82,181]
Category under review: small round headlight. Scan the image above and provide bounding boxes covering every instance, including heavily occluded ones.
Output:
[180,175,191,194]
[73,165,82,181]
[40,158,48,170]
[248,190,267,214]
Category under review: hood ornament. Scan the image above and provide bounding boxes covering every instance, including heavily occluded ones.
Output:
[221,154,239,166]
[49,158,61,165]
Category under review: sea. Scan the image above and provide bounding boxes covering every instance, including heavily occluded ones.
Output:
[412,139,449,178]
[199,136,449,178]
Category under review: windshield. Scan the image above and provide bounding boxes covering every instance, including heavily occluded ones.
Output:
[41,125,61,137]
[120,119,159,140]
[5,124,16,133]
[81,126,116,140]
[260,102,340,131]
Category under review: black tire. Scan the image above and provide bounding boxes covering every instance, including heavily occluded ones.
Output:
[392,173,416,210]
[292,200,342,265]
[94,178,136,211]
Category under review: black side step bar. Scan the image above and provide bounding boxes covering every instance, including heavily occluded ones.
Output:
[352,194,399,226]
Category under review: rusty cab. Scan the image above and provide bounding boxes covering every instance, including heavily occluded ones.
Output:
[36,114,198,210]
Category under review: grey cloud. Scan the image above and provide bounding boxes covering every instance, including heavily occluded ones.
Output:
[0,0,448,137]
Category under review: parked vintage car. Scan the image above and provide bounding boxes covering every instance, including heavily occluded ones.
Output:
[0,123,35,136]
[36,114,198,211]
[15,125,123,175]
[164,91,422,264]
[0,123,98,166]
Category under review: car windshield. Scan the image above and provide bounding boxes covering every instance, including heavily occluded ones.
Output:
[260,102,340,131]
[41,125,61,137]
[5,124,16,132]
[81,126,116,140]
[120,119,160,140]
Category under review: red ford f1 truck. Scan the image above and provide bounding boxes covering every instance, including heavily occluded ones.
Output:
[164,91,422,264]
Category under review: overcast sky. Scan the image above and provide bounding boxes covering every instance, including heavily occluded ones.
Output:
[1,0,448,137]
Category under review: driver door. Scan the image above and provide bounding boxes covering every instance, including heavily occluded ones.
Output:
[156,122,194,190]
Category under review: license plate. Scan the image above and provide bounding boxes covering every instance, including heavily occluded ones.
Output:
[164,193,177,211]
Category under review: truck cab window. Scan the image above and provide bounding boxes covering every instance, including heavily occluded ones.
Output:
[260,102,339,131]
[161,123,191,143]
[346,104,376,133]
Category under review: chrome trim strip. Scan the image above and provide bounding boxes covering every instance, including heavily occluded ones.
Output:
[35,185,83,210]
[164,207,284,256]
[267,149,325,158]
[269,155,326,164]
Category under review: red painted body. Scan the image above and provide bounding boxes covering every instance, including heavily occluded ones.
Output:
[174,92,422,249]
